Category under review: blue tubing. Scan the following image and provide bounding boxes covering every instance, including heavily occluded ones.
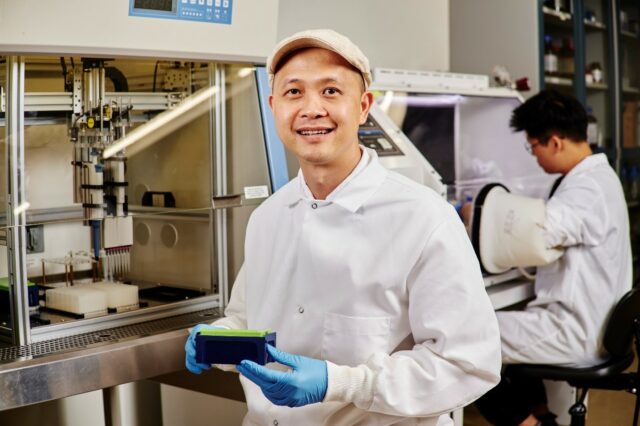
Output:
[90,220,101,259]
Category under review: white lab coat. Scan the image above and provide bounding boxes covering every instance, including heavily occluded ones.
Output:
[498,154,632,367]
[214,148,501,426]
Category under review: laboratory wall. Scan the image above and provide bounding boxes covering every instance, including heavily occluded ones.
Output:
[449,0,541,95]
[277,0,450,72]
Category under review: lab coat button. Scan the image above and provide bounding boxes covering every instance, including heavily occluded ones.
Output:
[273,421,278,426]
[311,203,318,209]
[298,306,304,314]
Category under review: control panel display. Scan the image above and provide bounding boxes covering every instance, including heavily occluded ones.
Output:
[358,116,403,156]
[129,0,233,25]
[134,0,174,11]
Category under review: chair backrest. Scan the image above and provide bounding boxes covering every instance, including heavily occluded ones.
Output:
[603,287,640,357]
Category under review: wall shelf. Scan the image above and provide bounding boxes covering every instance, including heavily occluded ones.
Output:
[545,75,573,86]
[586,82,608,90]
[543,6,572,22]
[584,20,606,30]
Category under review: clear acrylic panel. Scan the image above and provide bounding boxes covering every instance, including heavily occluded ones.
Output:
[584,0,614,148]
[9,56,271,333]
[0,56,10,341]
[224,64,272,284]
[620,0,640,150]
[377,91,556,201]
[542,0,576,92]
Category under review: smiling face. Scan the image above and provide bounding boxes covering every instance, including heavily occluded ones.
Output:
[269,48,373,173]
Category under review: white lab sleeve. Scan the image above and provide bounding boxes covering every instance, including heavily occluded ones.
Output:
[543,178,608,249]
[324,217,502,417]
[212,264,248,330]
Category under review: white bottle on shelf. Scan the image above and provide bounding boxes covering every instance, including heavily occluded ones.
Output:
[586,106,601,148]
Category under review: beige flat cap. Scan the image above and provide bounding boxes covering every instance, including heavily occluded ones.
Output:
[267,29,372,89]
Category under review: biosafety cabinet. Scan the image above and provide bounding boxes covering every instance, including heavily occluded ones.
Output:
[0,0,281,410]
[371,69,557,199]
[0,57,279,341]
[370,69,557,307]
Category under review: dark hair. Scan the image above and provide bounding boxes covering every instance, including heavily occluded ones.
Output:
[510,89,587,143]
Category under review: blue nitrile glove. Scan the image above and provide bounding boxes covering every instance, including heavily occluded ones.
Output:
[184,324,223,374]
[236,345,328,407]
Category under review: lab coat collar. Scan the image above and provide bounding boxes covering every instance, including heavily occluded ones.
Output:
[287,146,388,213]
[566,153,608,178]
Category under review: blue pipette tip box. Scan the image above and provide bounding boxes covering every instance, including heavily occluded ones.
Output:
[195,328,277,365]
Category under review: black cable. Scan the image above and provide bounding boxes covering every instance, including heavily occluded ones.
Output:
[60,57,69,91]
[152,61,159,92]
[105,66,129,92]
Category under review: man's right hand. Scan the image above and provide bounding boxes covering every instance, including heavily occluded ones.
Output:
[184,324,223,374]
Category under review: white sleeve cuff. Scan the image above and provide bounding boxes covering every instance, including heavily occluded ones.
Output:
[214,363,238,372]
[323,361,377,410]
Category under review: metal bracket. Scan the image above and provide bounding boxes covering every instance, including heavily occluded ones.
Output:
[211,194,242,209]
[73,64,83,115]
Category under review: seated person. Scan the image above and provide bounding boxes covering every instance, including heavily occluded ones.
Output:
[474,90,632,426]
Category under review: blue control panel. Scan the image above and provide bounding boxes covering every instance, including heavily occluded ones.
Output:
[129,0,233,25]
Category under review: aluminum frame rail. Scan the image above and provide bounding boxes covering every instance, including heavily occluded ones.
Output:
[0,307,220,411]
[0,91,177,113]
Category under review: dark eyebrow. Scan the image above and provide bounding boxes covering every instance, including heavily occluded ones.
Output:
[282,78,301,86]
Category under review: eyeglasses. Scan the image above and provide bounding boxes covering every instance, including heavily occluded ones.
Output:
[524,140,542,155]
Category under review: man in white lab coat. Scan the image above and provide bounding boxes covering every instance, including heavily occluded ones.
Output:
[475,90,632,426]
[185,29,502,426]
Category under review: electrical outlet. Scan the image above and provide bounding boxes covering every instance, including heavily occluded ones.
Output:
[26,225,44,254]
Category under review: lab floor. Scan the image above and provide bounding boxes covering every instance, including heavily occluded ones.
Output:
[464,389,637,426]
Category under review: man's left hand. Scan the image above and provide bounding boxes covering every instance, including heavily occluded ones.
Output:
[236,345,328,407]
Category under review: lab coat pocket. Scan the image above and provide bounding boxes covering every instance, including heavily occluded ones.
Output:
[322,313,391,366]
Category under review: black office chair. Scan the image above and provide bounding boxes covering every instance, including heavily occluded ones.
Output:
[506,288,640,426]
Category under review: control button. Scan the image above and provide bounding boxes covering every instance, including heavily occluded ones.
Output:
[298,306,304,314]
[223,0,229,7]
[190,0,196,3]
[377,138,393,150]
[311,203,318,209]
[181,0,188,3]
[215,0,221,6]
[207,0,213,4]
